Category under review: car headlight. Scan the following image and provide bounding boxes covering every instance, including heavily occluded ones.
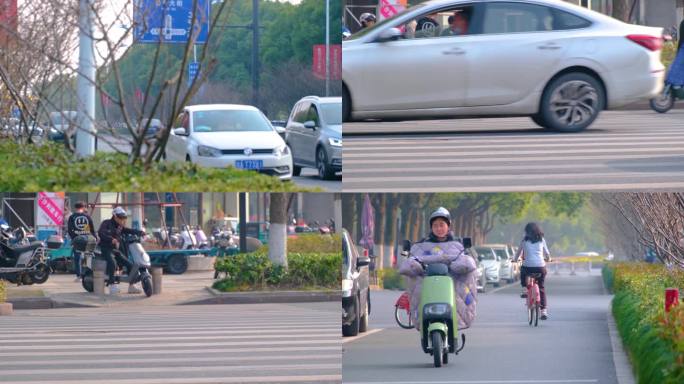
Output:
[273,145,290,158]
[197,145,222,157]
[342,279,353,297]
[328,137,342,147]
[424,303,449,316]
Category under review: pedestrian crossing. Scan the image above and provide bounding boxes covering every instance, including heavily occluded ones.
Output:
[342,110,684,192]
[0,304,341,384]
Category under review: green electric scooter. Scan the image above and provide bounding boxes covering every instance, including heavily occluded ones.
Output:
[402,238,470,368]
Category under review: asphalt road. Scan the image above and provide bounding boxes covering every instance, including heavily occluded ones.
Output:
[96,136,341,191]
[343,110,684,192]
[343,271,618,384]
[0,302,341,384]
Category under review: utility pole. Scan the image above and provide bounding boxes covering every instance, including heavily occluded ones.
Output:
[325,0,330,97]
[76,0,96,156]
[252,0,260,108]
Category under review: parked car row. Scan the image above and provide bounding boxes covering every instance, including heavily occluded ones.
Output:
[474,243,521,288]
[164,96,342,181]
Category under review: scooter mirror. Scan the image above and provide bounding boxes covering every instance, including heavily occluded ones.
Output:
[357,257,371,268]
[462,237,472,249]
[402,240,411,252]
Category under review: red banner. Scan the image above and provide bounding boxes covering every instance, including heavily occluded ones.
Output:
[37,192,64,227]
[312,44,342,81]
[0,0,17,46]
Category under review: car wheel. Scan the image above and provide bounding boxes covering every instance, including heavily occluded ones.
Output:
[538,72,604,132]
[316,147,335,180]
[342,297,360,337]
[359,294,369,333]
[343,86,351,122]
[165,254,188,275]
[186,155,192,163]
[530,114,546,128]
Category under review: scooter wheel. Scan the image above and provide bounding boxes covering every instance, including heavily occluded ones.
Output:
[650,92,675,113]
[432,331,443,368]
[30,263,50,284]
[82,269,94,293]
[142,275,153,297]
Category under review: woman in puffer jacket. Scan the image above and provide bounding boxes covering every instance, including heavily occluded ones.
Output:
[399,207,478,330]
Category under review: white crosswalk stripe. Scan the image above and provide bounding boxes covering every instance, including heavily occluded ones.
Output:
[0,304,341,384]
[342,111,684,191]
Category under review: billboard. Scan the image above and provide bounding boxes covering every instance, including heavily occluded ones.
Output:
[312,44,342,80]
[36,192,65,237]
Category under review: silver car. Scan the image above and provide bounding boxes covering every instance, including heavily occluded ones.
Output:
[343,0,664,132]
[285,96,342,180]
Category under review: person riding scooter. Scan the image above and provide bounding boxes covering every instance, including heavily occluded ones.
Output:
[399,207,478,330]
[97,207,145,294]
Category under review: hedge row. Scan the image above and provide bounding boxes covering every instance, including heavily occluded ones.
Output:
[0,140,306,191]
[255,234,341,255]
[213,250,340,292]
[603,263,684,384]
[0,279,5,303]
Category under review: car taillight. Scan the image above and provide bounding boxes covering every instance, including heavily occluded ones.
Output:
[626,34,663,51]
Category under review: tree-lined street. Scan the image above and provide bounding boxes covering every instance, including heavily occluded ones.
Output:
[343,110,684,192]
[343,271,622,384]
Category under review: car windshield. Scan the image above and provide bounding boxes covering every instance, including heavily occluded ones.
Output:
[320,103,342,125]
[192,110,273,133]
[346,4,423,41]
[475,248,496,260]
[493,249,508,259]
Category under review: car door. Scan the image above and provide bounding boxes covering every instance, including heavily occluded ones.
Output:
[300,104,322,165]
[286,101,309,165]
[167,111,190,161]
[348,4,479,112]
[465,1,572,107]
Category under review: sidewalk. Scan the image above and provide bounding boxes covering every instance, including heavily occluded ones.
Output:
[5,272,339,309]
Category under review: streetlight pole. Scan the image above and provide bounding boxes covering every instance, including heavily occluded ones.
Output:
[76,0,96,156]
[325,0,330,97]
[252,0,260,108]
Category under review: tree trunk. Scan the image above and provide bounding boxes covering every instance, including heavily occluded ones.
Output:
[268,193,289,268]
[377,194,387,269]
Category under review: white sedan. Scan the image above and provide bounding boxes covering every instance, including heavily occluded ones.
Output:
[343,0,665,132]
[165,104,293,180]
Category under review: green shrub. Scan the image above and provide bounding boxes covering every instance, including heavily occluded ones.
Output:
[605,263,684,383]
[379,268,405,290]
[213,251,340,292]
[0,141,309,191]
[287,234,341,254]
[0,279,5,303]
[602,263,614,293]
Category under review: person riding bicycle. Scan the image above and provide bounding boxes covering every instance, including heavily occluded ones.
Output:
[399,207,478,330]
[97,207,146,295]
[513,222,551,320]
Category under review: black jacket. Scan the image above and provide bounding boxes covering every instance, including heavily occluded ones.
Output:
[97,218,142,249]
[418,232,455,244]
[67,212,96,239]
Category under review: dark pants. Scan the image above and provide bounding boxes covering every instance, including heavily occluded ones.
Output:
[100,246,132,285]
[72,249,81,278]
[521,266,547,309]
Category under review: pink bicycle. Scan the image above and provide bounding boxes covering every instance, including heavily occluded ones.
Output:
[526,272,542,327]
[394,291,414,329]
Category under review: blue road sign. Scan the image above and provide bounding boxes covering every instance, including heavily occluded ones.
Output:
[188,62,200,87]
[134,0,211,44]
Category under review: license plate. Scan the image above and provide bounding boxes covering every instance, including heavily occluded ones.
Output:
[235,160,263,170]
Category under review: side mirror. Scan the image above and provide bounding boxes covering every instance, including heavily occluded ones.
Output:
[303,121,316,129]
[462,237,472,249]
[173,127,188,136]
[377,27,403,43]
[402,240,411,252]
[357,257,371,268]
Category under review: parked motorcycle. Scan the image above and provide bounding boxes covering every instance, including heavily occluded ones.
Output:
[194,226,210,249]
[401,239,469,368]
[0,224,51,285]
[81,233,154,297]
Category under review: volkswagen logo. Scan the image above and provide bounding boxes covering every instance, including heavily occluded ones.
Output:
[243,148,253,156]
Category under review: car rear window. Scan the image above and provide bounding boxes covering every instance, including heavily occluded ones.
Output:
[551,8,592,30]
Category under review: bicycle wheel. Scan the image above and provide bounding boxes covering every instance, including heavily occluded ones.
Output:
[534,304,540,327]
[395,305,414,329]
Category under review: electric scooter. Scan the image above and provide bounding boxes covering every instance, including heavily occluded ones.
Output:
[81,234,154,297]
[402,238,470,368]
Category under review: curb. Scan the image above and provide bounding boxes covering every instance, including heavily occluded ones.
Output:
[607,301,636,384]
[180,287,341,305]
[7,297,97,310]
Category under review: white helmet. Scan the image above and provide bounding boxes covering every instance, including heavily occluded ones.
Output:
[112,207,128,218]
[360,12,376,27]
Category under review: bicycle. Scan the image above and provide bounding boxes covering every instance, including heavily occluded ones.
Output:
[394,291,414,329]
[525,272,542,327]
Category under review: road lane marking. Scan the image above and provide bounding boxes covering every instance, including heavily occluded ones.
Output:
[344,380,598,384]
[0,375,342,384]
[343,328,384,344]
